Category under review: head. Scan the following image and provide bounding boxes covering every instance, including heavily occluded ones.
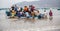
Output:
[44,10,46,12]
[50,10,52,12]
[37,11,39,13]
[15,4,16,6]
[24,6,27,8]
[29,5,32,7]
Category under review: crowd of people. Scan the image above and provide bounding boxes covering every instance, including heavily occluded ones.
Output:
[6,5,53,20]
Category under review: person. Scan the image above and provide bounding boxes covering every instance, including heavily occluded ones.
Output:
[29,5,35,12]
[17,11,21,18]
[49,10,53,20]
[17,7,20,12]
[25,12,30,20]
[24,6,29,13]
[6,10,11,16]
[17,11,23,18]
[6,5,15,17]
[44,10,47,19]
[31,11,35,22]
[31,11,35,18]
[20,7,23,11]
[17,7,23,12]
[34,10,41,19]
[17,7,23,18]
[34,10,40,17]
[10,10,16,18]
[14,5,18,12]
[16,7,21,16]
[11,5,14,10]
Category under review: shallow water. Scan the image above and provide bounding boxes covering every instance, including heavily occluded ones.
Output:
[0,9,60,31]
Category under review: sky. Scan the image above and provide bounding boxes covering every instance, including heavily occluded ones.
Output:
[0,0,39,8]
[0,0,60,8]
[10,0,39,4]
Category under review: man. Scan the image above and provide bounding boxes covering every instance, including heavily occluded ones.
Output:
[24,6,29,12]
[29,5,35,12]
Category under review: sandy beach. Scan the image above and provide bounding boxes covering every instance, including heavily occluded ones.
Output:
[0,9,60,31]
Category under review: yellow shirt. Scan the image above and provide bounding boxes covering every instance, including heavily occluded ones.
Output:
[11,10,16,17]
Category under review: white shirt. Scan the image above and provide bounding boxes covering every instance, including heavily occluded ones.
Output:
[18,8,20,11]
[34,11,40,16]
[44,12,47,16]
[20,12,23,15]
[25,12,29,17]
